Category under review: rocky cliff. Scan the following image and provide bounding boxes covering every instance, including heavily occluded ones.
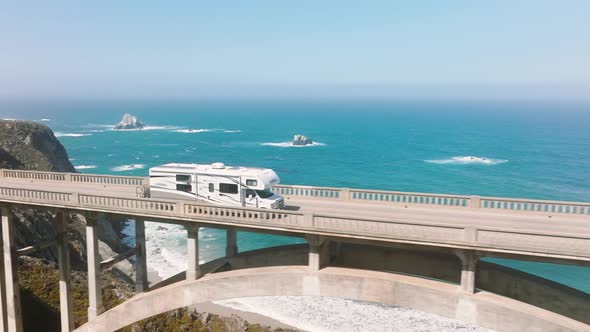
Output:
[0,120,75,172]
[0,120,135,330]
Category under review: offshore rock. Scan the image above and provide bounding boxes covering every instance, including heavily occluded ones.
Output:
[292,134,313,146]
[114,113,145,130]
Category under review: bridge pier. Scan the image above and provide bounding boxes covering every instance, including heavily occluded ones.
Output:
[0,208,9,332]
[135,218,148,292]
[456,250,480,294]
[1,207,23,332]
[57,211,74,332]
[307,235,329,271]
[226,228,237,258]
[186,224,202,280]
[86,213,104,320]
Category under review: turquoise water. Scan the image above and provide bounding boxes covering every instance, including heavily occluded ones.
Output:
[1,99,589,292]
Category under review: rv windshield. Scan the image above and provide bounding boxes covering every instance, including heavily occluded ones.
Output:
[255,189,274,199]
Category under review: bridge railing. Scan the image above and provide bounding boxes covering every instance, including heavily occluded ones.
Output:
[272,184,473,208]
[0,169,148,187]
[1,170,589,217]
[272,184,590,217]
[479,196,590,216]
[1,169,68,182]
[0,187,72,203]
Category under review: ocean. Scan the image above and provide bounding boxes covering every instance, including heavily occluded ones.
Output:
[1,98,589,294]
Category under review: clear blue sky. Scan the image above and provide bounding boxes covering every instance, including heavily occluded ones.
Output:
[1,1,589,100]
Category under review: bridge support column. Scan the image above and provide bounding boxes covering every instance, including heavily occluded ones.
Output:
[1,207,22,332]
[135,218,148,292]
[226,228,237,258]
[186,224,201,280]
[86,213,104,320]
[307,235,328,271]
[456,250,479,294]
[0,208,9,332]
[56,212,74,332]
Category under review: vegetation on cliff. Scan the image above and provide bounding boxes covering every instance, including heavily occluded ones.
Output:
[0,120,75,172]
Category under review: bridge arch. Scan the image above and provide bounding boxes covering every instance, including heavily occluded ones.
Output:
[75,266,587,332]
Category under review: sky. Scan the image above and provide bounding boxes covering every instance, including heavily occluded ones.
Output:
[1,1,589,100]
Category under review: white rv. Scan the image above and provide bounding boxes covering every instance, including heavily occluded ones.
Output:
[148,162,285,209]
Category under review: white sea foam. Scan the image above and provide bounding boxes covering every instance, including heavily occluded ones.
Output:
[175,129,212,133]
[144,222,191,279]
[111,164,146,172]
[222,129,241,133]
[111,125,181,131]
[142,125,181,130]
[38,118,51,122]
[74,165,97,170]
[261,142,326,148]
[425,156,507,165]
[85,129,105,133]
[55,132,92,137]
[215,296,492,332]
[120,221,223,279]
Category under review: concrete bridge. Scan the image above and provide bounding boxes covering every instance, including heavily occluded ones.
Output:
[0,169,588,331]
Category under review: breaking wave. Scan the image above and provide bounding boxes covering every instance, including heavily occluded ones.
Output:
[215,296,492,332]
[142,125,181,131]
[55,132,92,137]
[111,164,146,172]
[110,125,181,131]
[222,129,241,133]
[261,142,326,148]
[121,222,221,280]
[425,156,507,165]
[175,129,212,133]
[74,165,97,170]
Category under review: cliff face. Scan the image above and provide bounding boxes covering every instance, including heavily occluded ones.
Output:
[0,120,135,331]
[0,120,75,172]
[0,120,130,266]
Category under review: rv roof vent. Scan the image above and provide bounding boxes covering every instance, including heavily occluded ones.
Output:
[211,162,225,169]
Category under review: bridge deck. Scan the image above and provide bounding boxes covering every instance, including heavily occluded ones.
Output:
[1,171,589,264]
[1,177,587,235]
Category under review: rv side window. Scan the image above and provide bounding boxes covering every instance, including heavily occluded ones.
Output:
[246,189,257,198]
[176,174,191,182]
[208,183,214,192]
[219,183,238,194]
[246,179,257,186]
[176,184,192,192]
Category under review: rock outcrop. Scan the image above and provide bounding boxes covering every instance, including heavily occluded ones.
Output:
[0,120,75,172]
[292,134,313,146]
[114,113,145,130]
